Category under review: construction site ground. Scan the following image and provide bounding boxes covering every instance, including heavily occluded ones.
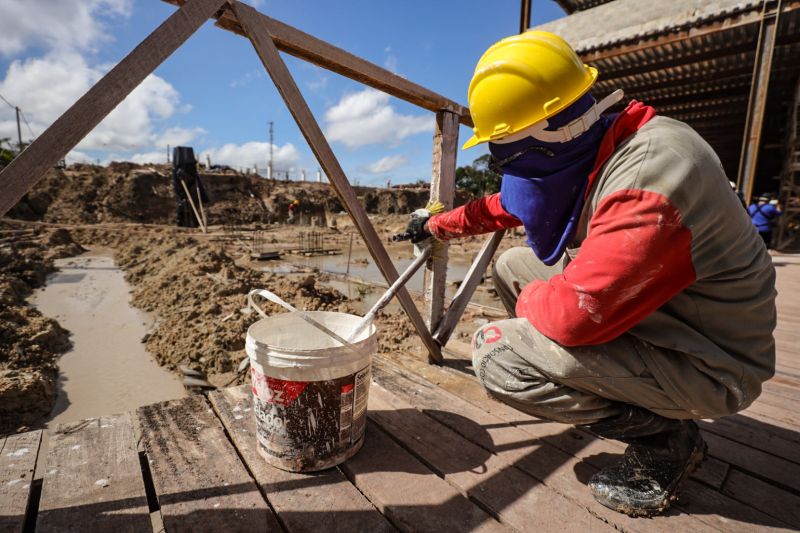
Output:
[0,254,797,531]
[1,165,799,530]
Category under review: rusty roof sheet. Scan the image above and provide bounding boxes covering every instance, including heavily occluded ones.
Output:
[533,0,762,51]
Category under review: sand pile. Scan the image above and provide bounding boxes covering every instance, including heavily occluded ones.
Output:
[0,228,84,435]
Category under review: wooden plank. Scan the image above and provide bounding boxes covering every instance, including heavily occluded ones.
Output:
[137,395,279,532]
[371,357,720,533]
[434,231,505,347]
[184,3,474,125]
[0,0,227,216]
[340,423,508,533]
[0,430,41,532]
[699,414,800,465]
[702,431,800,493]
[36,415,150,532]
[368,383,615,532]
[208,386,394,533]
[232,1,442,362]
[424,110,459,344]
[375,352,791,532]
[722,468,800,528]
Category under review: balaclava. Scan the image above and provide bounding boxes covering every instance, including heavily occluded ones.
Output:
[491,93,616,265]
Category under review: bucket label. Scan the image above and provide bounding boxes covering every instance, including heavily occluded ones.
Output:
[250,362,370,471]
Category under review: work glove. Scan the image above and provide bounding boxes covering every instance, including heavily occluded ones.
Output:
[392,201,445,243]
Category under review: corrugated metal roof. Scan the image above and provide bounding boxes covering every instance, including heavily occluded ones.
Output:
[555,0,618,14]
[532,1,800,192]
[534,0,762,52]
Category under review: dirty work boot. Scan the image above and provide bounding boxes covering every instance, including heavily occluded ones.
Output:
[582,406,707,517]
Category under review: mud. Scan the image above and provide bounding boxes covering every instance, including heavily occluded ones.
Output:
[69,226,359,385]
[0,227,84,435]
[2,163,519,434]
[33,252,186,427]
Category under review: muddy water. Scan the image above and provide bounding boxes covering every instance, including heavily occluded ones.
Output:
[32,250,186,427]
[266,247,502,311]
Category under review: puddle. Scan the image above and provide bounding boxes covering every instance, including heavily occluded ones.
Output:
[259,247,502,311]
[32,249,186,428]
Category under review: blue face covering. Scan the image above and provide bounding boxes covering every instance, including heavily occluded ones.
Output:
[491,93,616,265]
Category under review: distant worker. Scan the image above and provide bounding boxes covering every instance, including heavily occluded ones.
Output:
[172,146,208,228]
[287,199,300,224]
[404,32,776,516]
[729,181,747,210]
[748,195,782,249]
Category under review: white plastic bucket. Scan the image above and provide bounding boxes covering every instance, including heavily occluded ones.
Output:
[246,289,376,472]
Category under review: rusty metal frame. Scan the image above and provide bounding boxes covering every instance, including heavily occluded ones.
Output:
[0,0,505,364]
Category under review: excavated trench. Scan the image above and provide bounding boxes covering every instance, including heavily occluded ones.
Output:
[32,249,186,427]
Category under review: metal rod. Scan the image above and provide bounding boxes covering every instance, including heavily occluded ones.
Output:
[346,232,354,275]
[347,246,433,342]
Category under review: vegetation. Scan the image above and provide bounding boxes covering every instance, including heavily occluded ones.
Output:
[0,138,16,167]
[456,154,501,198]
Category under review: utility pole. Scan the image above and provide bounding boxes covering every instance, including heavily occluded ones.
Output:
[268,120,274,181]
[167,144,171,163]
[15,107,23,152]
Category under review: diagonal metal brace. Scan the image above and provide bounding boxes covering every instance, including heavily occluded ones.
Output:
[231,1,442,362]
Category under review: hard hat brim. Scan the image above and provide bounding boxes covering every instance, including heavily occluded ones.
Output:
[462,134,482,150]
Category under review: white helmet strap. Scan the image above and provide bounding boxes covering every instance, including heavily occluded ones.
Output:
[494,89,625,145]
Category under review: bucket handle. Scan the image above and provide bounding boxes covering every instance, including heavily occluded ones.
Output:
[247,289,370,359]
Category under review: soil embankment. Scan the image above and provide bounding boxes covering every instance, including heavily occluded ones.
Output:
[8,162,458,226]
[0,228,84,434]
[1,163,506,435]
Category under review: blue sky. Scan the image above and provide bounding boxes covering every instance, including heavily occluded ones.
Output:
[0,0,566,185]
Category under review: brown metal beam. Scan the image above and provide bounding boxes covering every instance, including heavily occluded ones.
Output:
[160,0,473,127]
[519,0,532,33]
[738,2,783,203]
[230,1,443,362]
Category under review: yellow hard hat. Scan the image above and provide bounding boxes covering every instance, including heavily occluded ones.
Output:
[463,31,598,150]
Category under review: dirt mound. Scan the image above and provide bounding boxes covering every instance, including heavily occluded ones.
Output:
[8,163,461,227]
[77,227,357,380]
[0,228,82,435]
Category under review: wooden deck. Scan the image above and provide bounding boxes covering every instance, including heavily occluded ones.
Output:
[2,256,800,532]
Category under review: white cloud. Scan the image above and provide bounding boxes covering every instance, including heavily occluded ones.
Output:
[0,0,132,57]
[65,150,94,165]
[153,127,206,148]
[367,155,407,174]
[229,69,265,89]
[130,151,168,164]
[384,55,398,73]
[0,51,184,153]
[201,142,301,170]
[306,75,328,92]
[324,89,432,149]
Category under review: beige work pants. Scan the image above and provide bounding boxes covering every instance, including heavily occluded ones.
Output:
[473,247,700,425]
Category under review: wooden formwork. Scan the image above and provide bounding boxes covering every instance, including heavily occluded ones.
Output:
[0,0,504,363]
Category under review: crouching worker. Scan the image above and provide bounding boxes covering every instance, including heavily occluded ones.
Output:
[406,32,776,516]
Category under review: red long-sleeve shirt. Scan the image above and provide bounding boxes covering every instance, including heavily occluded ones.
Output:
[426,102,697,347]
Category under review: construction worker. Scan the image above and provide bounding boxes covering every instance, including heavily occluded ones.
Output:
[748,195,782,248]
[404,32,776,516]
[172,146,208,228]
[287,199,300,224]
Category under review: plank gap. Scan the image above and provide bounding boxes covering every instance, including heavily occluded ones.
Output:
[21,477,42,533]
[137,451,160,513]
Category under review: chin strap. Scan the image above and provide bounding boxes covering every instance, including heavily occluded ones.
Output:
[495,89,625,145]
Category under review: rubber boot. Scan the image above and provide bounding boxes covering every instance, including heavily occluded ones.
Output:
[582,406,707,517]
